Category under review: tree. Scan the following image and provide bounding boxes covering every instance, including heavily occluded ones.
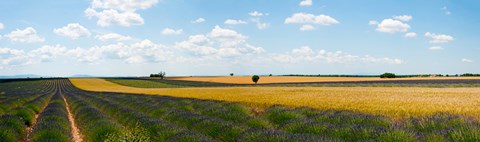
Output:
[230,73,234,76]
[252,75,260,84]
[380,72,396,78]
[150,71,166,79]
[269,74,273,76]
[159,71,166,80]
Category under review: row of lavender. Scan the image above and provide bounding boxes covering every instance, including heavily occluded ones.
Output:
[29,87,72,141]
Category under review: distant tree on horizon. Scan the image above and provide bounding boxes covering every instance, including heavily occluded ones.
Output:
[230,73,234,76]
[252,75,260,84]
[380,72,396,78]
[150,71,166,79]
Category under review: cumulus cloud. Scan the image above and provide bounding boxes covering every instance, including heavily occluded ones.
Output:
[85,0,158,27]
[0,26,266,69]
[224,19,247,25]
[376,19,410,33]
[85,8,144,27]
[191,18,205,23]
[271,46,403,64]
[95,33,132,41]
[285,13,339,26]
[372,15,413,34]
[0,48,29,69]
[0,22,4,30]
[299,0,312,7]
[462,58,473,63]
[5,27,45,43]
[299,24,315,31]
[425,32,454,43]
[284,13,338,31]
[67,39,172,63]
[174,25,264,58]
[249,11,266,17]
[0,44,69,68]
[428,46,443,50]
[393,15,412,22]
[161,28,183,35]
[248,11,269,30]
[404,32,417,38]
[251,19,268,29]
[89,0,158,11]
[29,45,67,62]
[53,23,91,39]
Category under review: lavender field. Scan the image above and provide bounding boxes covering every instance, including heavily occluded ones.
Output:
[1,79,479,141]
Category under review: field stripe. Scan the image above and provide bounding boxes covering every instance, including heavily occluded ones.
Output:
[70,78,480,118]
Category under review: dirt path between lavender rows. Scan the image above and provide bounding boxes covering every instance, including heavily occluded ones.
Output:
[63,94,83,142]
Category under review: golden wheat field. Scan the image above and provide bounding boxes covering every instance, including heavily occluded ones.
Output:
[70,78,480,118]
[163,76,480,84]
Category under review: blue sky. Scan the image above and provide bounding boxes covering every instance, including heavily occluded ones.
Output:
[0,0,478,76]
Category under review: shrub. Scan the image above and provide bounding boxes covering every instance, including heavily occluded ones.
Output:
[252,75,260,84]
[380,73,396,78]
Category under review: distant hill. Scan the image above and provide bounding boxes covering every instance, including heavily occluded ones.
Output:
[0,74,44,79]
[69,74,95,78]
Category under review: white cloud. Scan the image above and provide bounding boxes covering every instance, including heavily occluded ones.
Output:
[161,28,183,35]
[89,0,158,11]
[271,46,404,64]
[0,44,68,68]
[29,45,67,62]
[174,26,264,58]
[85,0,158,27]
[376,19,410,33]
[292,46,314,56]
[95,33,132,41]
[285,13,339,26]
[224,19,247,25]
[300,24,315,31]
[0,48,29,69]
[85,8,144,27]
[67,39,172,63]
[425,32,454,43]
[404,32,417,38]
[368,20,378,25]
[462,58,473,63]
[393,15,412,22]
[248,11,269,30]
[428,46,444,50]
[53,23,91,39]
[5,27,45,43]
[299,0,312,7]
[249,11,265,17]
[0,22,4,30]
[191,18,205,23]
[252,19,268,30]
[0,39,171,66]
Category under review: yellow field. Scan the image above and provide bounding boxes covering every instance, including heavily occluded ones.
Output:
[164,76,480,84]
[70,78,480,118]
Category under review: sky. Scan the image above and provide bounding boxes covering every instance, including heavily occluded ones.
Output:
[0,0,479,76]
